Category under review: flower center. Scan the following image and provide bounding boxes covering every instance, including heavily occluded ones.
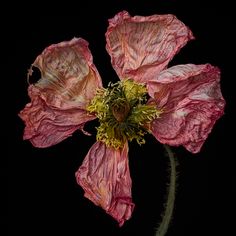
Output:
[111,100,130,122]
[87,79,162,149]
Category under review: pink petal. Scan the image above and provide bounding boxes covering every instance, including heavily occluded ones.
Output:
[19,86,95,147]
[75,141,134,226]
[147,64,225,153]
[106,11,194,83]
[19,38,102,147]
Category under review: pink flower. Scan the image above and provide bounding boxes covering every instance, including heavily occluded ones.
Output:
[19,11,225,226]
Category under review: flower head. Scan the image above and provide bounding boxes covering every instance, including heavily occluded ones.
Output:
[19,11,225,226]
[87,79,161,149]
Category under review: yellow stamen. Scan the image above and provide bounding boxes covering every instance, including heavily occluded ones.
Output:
[87,79,162,149]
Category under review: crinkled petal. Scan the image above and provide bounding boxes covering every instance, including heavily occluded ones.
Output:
[75,141,134,226]
[106,11,194,83]
[147,64,225,153]
[19,38,102,147]
[19,85,95,147]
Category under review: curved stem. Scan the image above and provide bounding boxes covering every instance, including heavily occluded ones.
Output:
[155,145,177,236]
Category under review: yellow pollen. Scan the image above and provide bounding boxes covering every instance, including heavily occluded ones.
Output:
[87,79,162,149]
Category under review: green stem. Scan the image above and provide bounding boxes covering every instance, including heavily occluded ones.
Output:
[155,145,177,236]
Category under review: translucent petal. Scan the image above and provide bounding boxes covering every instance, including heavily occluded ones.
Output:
[106,11,194,83]
[76,141,134,226]
[147,64,225,153]
[19,38,102,147]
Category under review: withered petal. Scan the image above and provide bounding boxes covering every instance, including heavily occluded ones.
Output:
[106,11,194,83]
[75,141,134,226]
[31,37,102,109]
[19,38,102,147]
[147,64,225,153]
[19,85,96,147]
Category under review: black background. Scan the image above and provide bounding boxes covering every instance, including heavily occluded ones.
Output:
[7,1,234,236]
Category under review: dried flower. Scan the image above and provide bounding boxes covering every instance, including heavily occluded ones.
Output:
[19,11,225,229]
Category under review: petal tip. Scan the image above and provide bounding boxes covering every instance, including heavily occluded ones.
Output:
[108,10,130,27]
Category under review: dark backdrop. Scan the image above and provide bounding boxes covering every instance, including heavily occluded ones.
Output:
[8,1,234,236]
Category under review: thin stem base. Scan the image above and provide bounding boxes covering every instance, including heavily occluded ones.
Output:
[155,145,177,236]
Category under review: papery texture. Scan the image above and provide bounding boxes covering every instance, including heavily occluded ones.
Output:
[147,64,225,153]
[76,141,134,226]
[106,11,194,83]
[19,38,102,147]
